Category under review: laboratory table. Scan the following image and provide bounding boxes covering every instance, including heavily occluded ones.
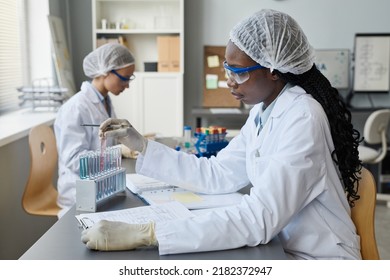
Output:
[20,157,287,260]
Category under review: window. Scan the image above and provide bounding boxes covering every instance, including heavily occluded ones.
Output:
[0,0,52,115]
[0,0,24,114]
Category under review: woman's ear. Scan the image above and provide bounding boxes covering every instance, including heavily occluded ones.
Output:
[268,70,280,81]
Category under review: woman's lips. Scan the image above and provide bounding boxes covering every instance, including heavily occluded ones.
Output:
[231,91,244,100]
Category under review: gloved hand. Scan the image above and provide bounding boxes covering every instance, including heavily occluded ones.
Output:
[81,220,157,251]
[100,118,147,154]
[120,144,139,159]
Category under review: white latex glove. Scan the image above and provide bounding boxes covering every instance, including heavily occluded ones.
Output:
[81,220,157,251]
[120,144,139,159]
[100,118,147,154]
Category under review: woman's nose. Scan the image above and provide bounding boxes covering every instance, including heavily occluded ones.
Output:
[226,77,238,89]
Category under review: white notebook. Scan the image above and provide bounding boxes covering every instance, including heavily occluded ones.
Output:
[126,173,243,210]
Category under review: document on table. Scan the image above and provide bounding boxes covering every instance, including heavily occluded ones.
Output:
[126,173,243,210]
[126,173,177,194]
[75,201,194,229]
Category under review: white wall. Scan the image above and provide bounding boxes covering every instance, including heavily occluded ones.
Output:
[184,0,390,127]
[196,0,390,49]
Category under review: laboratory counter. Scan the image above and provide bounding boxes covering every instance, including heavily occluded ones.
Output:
[20,156,287,260]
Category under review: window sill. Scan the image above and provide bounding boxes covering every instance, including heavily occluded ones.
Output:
[0,108,57,148]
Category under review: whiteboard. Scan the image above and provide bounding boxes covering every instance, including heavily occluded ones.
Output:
[314,49,350,89]
[353,34,390,93]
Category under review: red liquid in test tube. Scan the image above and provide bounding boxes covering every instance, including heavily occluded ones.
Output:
[100,138,106,173]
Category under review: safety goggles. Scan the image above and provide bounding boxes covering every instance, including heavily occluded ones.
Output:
[223,61,264,84]
[111,70,135,84]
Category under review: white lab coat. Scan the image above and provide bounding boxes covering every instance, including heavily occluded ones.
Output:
[54,81,116,218]
[136,85,361,259]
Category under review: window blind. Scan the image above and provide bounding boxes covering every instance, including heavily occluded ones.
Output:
[0,0,23,114]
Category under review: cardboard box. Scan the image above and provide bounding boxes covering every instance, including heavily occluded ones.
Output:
[169,36,180,72]
[157,36,170,72]
[157,36,180,72]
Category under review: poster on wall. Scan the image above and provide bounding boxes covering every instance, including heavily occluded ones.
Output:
[48,15,76,97]
[314,49,350,89]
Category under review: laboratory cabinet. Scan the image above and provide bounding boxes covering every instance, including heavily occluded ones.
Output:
[111,72,183,136]
[92,0,184,137]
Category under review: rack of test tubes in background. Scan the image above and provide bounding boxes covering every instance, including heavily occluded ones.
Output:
[177,126,229,158]
[76,145,126,212]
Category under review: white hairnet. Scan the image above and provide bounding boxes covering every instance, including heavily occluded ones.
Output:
[83,43,135,78]
[229,9,315,75]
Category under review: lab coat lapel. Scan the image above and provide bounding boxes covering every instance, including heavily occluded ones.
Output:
[251,86,305,154]
[84,83,109,117]
[265,85,306,135]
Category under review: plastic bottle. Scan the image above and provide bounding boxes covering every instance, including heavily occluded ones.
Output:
[184,126,192,145]
[181,126,191,153]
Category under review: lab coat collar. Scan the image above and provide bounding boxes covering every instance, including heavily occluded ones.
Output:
[268,85,306,120]
[251,85,307,154]
[81,81,104,105]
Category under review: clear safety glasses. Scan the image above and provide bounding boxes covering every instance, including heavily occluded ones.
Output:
[223,61,265,84]
[111,70,135,85]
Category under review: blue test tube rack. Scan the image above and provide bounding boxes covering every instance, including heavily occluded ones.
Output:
[76,145,126,212]
[194,131,229,158]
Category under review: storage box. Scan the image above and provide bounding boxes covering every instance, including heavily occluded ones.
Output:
[157,36,180,72]
[169,36,180,72]
[144,62,158,72]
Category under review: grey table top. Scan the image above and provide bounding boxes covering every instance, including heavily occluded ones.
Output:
[20,157,287,260]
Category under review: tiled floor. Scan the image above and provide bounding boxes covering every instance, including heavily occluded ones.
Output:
[375,202,390,260]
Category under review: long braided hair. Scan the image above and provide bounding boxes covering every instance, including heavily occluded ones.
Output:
[274,64,363,206]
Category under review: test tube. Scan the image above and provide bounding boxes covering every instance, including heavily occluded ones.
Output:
[220,127,227,141]
[213,128,219,142]
[96,180,101,200]
[117,146,122,169]
[95,150,100,177]
[205,129,210,144]
[88,152,94,179]
[79,153,86,179]
[100,137,106,174]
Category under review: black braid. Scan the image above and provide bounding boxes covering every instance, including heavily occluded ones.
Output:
[274,64,363,207]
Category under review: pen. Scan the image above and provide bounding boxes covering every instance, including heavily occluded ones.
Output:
[81,124,100,127]
[81,124,123,129]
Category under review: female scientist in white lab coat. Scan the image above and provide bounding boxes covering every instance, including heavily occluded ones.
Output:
[54,43,135,218]
[81,10,363,259]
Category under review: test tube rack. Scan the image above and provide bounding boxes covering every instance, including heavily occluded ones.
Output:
[17,78,69,111]
[194,132,229,158]
[76,145,126,212]
[76,168,126,212]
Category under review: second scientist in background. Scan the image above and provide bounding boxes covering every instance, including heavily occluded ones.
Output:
[54,43,135,218]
